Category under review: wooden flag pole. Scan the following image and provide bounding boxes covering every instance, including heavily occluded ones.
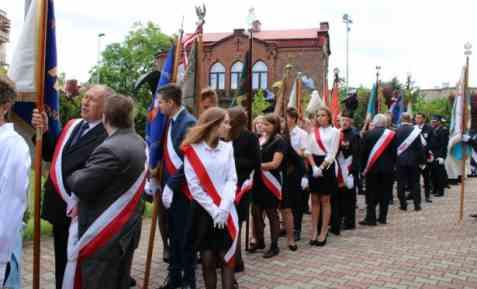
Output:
[33,1,49,289]
[459,48,471,222]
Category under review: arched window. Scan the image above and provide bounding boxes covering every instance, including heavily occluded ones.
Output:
[209,62,226,90]
[230,61,243,90]
[252,61,268,90]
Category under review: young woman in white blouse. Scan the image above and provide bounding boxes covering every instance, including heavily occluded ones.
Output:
[181,107,238,289]
[305,107,340,246]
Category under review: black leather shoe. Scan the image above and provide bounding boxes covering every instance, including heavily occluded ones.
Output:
[181,284,196,289]
[316,235,328,247]
[425,198,432,203]
[359,220,377,226]
[288,244,298,251]
[263,247,279,258]
[400,206,407,211]
[470,213,477,218]
[415,206,422,211]
[248,241,265,253]
[343,224,356,230]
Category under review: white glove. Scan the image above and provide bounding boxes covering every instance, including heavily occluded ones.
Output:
[145,178,160,197]
[462,134,471,142]
[162,185,173,209]
[344,175,354,189]
[213,208,228,229]
[312,166,323,177]
[301,177,309,190]
[419,164,426,170]
[436,157,445,165]
[66,193,79,218]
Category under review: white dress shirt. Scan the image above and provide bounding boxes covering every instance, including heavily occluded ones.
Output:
[184,140,238,218]
[290,126,307,154]
[305,125,340,164]
[0,123,31,281]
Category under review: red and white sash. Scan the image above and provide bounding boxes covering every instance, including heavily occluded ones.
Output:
[315,127,342,183]
[397,127,421,156]
[62,164,147,289]
[50,119,83,214]
[235,171,254,204]
[183,145,239,265]
[363,129,396,176]
[260,170,282,200]
[163,123,192,199]
[314,127,328,154]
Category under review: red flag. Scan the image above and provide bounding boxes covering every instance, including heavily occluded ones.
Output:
[322,78,330,106]
[329,80,340,127]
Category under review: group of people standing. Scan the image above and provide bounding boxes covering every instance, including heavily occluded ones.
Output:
[0,72,453,289]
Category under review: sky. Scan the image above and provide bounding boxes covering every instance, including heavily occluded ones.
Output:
[3,0,476,89]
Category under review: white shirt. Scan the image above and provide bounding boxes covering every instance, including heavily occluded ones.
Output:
[305,125,340,164]
[290,126,307,154]
[0,123,31,267]
[82,119,101,136]
[171,106,185,123]
[184,140,238,218]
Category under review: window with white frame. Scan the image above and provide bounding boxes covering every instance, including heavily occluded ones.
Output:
[230,61,244,90]
[209,62,226,90]
[252,61,268,90]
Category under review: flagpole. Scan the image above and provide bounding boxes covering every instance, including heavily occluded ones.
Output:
[460,43,472,222]
[296,73,302,118]
[33,1,49,289]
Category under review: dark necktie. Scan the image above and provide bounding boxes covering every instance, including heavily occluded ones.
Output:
[70,121,89,147]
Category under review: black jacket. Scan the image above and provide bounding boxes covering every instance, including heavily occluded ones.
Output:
[428,125,449,159]
[41,122,108,227]
[340,127,361,175]
[232,129,261,184]
[360,127,397,175]
[395,124,425,167]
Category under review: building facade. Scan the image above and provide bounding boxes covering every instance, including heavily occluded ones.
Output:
[0,9,10,66]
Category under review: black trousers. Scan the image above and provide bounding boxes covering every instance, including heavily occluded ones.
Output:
[330,190,343,234]
[287,171,304,233]
[397,166,420,209]
[420,165,431,199]
[431,161,448,194]
[341,187,356,227]
[365,173,393,223]
[52,222,69,289]
[167,191,196,287]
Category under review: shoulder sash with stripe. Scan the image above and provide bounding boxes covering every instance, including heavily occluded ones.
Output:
[314,127,328,153]
[50,119,83,203]
[62,156,147,289]
[183,144,239,266]
[260,170,282,200]
[163,122,192,199]
[397,127,421,156]
[363,129,396,176]
[235,171,254,204]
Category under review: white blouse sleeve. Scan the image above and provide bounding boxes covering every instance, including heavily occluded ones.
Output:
[304,132,314,157]
[219,143,238,213]
[324,128,340,164]
[184,157,219,218]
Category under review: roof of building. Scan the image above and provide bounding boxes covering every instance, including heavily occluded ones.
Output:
[200,28,325,43]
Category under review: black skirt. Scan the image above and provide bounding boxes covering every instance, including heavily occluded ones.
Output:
[190,202,232,252]
[236,191,251,223]
[308,155,338,195]
[252,174,281,209]
[281,168,303,209]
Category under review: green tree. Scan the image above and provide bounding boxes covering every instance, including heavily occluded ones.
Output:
[413,96,452,123]
[89,22,172,136]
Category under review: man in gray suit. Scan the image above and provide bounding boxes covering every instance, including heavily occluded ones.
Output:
[66,94,147,289]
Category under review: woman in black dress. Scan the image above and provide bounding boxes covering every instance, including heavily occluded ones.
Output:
[227,107,261,271]
[305,107,340,246]
[250,113,287,258]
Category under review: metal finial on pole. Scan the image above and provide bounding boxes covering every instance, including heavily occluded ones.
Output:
[343,13,352,94]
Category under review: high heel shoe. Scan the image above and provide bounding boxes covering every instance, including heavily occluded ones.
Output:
[309,239,318,246]
[288,244,298,251]
[248,241,265,253]
[316,234,328,247]
[263,246,279,258]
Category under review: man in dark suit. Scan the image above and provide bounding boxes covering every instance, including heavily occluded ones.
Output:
[66,95,146,289]
[156,84,197,289]
[360,114,397,226]
[396,113,426,211]
[415,112,433,202]
[428,115,449,196]
[32,85,113,289]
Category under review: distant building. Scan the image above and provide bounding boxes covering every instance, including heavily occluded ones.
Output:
[0,9,10,66]
[158,21,331,106]
[420,87,477,101]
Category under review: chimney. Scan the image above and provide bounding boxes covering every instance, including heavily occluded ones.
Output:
[233,28,245,35]
[320,22,329,31]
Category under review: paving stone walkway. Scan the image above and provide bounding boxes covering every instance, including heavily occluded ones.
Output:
[22,179,477,289]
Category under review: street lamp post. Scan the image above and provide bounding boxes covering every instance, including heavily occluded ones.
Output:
[97,33,105,83]
[342,13,352,93]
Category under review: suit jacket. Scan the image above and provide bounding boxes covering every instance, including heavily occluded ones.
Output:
[395,124,425,167]
[66,128,146,289]
[233,129,261,184]
[360,127,397,175]
[428,125,449,159]
[341,127,361,175]
[163,108,197,193]
[41,121,108,227]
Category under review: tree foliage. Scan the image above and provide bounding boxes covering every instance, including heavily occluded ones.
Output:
[89,22,172,136]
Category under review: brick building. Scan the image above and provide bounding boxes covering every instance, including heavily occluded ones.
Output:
[158,21,331,106]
